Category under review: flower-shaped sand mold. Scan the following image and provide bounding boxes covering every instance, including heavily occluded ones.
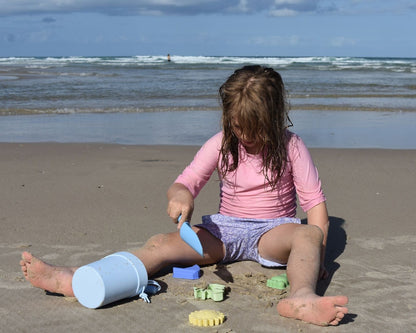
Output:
[189,309,225,327]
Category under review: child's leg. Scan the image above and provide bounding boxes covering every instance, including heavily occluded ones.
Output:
[131,227,225,276]
[258,223,348,326]
[20,227,224,297]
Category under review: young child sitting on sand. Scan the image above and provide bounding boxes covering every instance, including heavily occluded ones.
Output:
[20,65,348,326]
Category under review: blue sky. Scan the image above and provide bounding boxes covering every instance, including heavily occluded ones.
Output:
[0,0,415,57]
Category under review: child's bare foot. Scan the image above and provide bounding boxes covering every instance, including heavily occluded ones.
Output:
[277,292,348,326]
[20,251,77,297]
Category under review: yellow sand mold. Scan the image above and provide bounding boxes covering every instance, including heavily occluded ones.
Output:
[188,309,225,327]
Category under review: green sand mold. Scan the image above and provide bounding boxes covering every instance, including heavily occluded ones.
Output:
[194,284,226,302]
[267,274,289,290]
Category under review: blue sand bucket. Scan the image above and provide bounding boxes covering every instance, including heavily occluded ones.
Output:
[72,251,148,309]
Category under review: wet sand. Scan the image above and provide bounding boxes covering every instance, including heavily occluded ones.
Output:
[1,143,415,332]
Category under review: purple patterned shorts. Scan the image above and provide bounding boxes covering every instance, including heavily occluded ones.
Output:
[197,214,301,267]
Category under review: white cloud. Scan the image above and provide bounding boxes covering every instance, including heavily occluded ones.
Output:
[269,8,297,16]
[274,0,304,3]
[331,36,356,47]
[0,0,244,16]
[274,0,316,6]
[250,35,300,46]
[0,0,414,17]
[235,0,249,13]
[319,0,416,15]
[271,0,320,15]
[0,0,320,16]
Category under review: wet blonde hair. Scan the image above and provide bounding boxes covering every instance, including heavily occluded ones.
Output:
[219,65,292,189]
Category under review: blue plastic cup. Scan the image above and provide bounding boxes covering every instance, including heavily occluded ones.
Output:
[72,251,148,309]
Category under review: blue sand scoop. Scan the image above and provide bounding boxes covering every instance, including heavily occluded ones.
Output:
[178,215,204,257]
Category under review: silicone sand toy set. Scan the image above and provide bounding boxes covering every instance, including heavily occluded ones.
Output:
[68,221,289,328]
[70,246,289,328]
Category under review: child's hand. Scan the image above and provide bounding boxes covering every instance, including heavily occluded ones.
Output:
[167,183,194,228]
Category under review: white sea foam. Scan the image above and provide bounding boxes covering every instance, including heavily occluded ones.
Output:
[0,55,415,72]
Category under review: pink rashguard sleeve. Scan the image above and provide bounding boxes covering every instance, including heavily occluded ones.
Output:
[174,132,221,197]
[289,135,326,212]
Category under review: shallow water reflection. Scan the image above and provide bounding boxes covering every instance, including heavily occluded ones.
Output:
[0,110,415,149]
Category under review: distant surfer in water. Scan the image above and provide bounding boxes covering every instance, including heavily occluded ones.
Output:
[167,54,171,62]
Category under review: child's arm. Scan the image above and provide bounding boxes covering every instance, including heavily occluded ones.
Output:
[167,132,221,228]
[306,201,330,279]
[167,182,195,229]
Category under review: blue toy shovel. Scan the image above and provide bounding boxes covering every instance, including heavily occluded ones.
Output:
[178,215,204,257]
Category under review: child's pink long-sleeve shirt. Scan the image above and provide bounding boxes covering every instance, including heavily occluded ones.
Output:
[175,131,325,219]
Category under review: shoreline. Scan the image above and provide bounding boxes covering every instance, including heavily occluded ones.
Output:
[1,106,416,116]
[1,142,416,332]
[1,110,415,149]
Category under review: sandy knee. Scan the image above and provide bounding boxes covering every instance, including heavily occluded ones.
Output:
[295,224,324,244]
[143,233,174,252]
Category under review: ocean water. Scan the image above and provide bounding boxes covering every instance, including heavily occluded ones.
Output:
[1,55,415,148]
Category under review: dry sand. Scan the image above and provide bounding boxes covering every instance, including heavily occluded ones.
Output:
[1,143,415,332]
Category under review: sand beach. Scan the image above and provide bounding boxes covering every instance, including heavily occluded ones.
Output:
[1,142,415,332]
